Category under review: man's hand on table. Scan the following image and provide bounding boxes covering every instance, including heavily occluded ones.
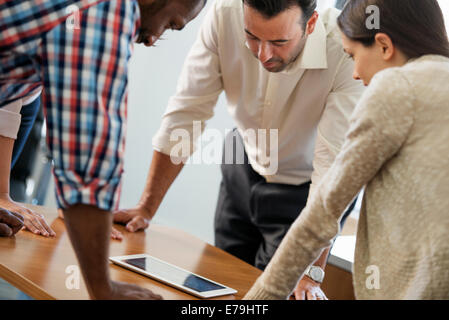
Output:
[113,205,152,233]
[58,209,123,241]
[0,193,55,237]
[0,207,24,237]
[292,276,328,300]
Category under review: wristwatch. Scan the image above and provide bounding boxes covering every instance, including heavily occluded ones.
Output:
[304,266,325,283]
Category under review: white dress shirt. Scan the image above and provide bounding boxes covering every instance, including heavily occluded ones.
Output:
[152,0,365,195]
[0,87,42,139]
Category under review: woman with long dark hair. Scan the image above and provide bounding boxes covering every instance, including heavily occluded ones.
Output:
[244,0,449,299]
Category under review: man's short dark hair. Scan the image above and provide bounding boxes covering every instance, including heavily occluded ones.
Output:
[243,0,317,27]
[186,0,208,11]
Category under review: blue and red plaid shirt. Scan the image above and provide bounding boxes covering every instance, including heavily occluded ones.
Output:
[0,0,141,211]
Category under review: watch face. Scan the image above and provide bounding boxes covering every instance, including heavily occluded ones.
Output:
[310,267,324,281]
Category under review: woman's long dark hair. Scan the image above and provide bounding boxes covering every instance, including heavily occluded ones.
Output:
[337,0,449,59]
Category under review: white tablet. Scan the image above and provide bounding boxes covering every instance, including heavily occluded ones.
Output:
[109,254,237,299]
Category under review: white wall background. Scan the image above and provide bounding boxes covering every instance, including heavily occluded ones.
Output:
[44,0,449,245]
[440,0,449,35]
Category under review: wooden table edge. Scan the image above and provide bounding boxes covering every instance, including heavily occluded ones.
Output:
[0,263,56,300]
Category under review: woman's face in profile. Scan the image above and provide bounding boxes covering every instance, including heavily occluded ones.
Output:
[340,32,389,86]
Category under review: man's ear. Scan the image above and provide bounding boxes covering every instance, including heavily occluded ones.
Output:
[305,11,319,35]
[374,33,395,61]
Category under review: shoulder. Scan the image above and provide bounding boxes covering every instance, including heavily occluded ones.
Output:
[320,7,343,44]
[216,0,242,9]
[207,0,245,45]
[355,66,415,120]
[368,67,412,96]
[206,0,243,28]
[214,0,243,15]
[369,55,449,98]
[319,8,350,72]
[399,55,449,89]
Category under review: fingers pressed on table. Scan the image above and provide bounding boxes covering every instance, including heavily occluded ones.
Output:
[306,291,316,300]
[36,214,56,236]
[296,291,306,300]
[24,215,48,236]
[18,209,55,237]
[111,227,123,240]
[126,216,148,232]
[24,218,42,235]
[0,222,13,237]
[0,209,24,234]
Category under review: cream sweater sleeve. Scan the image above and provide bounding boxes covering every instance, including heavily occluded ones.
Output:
[243,68,416,300]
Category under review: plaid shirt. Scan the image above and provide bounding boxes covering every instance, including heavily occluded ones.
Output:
[0,0,140,211]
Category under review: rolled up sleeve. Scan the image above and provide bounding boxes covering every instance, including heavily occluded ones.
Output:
[0,99,22,139]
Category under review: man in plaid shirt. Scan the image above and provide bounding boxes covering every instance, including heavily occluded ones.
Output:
[0,0,205,299]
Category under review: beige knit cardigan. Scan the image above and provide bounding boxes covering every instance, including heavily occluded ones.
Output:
[244,55,449,300]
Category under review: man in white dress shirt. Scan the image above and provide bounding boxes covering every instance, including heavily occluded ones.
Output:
[114,0,364,299]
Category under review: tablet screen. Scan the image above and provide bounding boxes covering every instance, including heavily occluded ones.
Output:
[124,257,226,292]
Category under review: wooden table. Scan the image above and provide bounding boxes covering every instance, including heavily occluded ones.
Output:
[0,205,262,300]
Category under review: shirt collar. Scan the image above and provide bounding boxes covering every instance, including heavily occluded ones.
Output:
[283,16,328,74]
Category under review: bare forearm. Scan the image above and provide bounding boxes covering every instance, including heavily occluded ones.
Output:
[313,246,331,270]
[0,135,14,194]
[138,150,184,216]
[62,204,113,299]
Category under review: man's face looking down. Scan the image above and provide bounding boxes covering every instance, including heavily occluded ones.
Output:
[243,3,318,73]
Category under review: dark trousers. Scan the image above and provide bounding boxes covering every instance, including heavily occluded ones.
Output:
[214,129,354,271]
[11,95,41,169]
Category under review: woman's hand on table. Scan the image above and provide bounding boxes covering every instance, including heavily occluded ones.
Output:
[0,193,56,237]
